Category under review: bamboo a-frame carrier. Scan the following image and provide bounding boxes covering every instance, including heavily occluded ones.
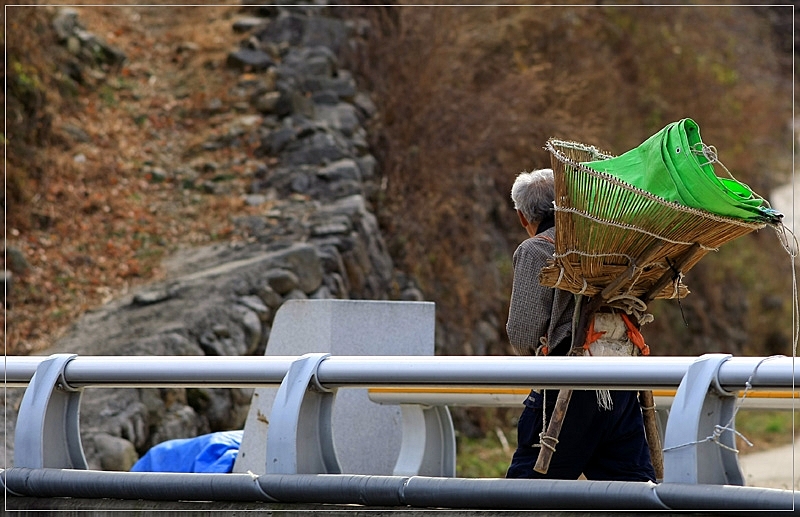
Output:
[532,139,768,478]
[541,139,766,299]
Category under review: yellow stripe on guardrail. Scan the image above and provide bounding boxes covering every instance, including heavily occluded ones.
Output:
[367,387,800,409]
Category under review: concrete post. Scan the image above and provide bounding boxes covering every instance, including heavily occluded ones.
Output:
[233,299,451,476]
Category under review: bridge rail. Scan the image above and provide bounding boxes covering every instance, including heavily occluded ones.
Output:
[5,352,797,487]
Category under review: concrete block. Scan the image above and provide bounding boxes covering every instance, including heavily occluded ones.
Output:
[233,299,435,475]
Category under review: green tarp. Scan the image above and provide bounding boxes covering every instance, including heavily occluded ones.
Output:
[581,118,781,224]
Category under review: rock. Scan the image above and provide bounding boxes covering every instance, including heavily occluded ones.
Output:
[401,286,424,302]
[93,433,139,472]
[256,284,283,309]
[6,247,29,274]
[61,123,92,143]
[244,194,268,206]
[303,16,350,54]
[311,220,351,238]
[227,48,275,71]
[188,387,251,431]
[314,103,360,136]
[282,130,352,166]
[353,91,377,118]
[303,71,357,99]
[232,17,268,33]
[312,89,339,105]
[55,10,126,67]
[254,90,282,113]
[317,158,361,182]
[284,46,339,78]
[52,8,81,41]
[264,268,299,294]
[238,295,271,322]
[233,215,267,236]
[252,12,308,47]
[325,272,349,298]
[279,244,324,294]
[231,303,263,354]
[310,284,333,299]
[197,317,248,357]
[132,287,176,306]
[315,245,346,274]
[283,288,308,301]
[328,179,364,199]
[259,126,295,155]
[356,154,377,181]
[149,404,208,446]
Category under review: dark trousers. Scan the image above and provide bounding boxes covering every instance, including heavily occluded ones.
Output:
[506,389,656,482]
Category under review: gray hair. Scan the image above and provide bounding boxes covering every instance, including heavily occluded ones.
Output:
[510,168,555,224]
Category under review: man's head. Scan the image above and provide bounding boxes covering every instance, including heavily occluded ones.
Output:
[511,168,555,235]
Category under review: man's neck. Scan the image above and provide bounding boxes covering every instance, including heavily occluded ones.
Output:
[537,216,555,234]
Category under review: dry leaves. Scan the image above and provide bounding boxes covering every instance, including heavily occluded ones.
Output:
[6,2,261,354]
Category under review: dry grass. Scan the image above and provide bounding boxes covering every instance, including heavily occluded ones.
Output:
[357,2,793,355]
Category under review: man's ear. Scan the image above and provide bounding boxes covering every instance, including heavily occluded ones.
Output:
[517,210,529,228]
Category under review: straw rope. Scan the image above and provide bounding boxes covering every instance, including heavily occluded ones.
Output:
[693,143,772,207]
[772,223,800,357]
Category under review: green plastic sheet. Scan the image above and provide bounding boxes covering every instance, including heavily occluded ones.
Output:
[581,118,781,223]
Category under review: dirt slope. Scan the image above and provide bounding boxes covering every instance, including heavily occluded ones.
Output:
[6,2,268,354]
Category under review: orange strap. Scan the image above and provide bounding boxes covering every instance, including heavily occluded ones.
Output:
[581,312,651,356]
[582,317,606,353]
[621,313,650,356]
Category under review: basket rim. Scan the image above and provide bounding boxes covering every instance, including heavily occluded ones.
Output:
[545,138,767,231]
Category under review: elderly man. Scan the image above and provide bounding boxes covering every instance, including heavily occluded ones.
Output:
[505,168,655,482]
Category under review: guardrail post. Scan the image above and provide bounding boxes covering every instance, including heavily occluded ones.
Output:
[14,353,88,469]
[393,405,456,477]
[663,353,743,485]
[265,353,341,474]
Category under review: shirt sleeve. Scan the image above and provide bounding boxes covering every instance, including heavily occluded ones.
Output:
[506,237,554,356]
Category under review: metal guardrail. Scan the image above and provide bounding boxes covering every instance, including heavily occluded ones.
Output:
[3,468,798,512]
[6,352,798,488]
[6,353,797,388]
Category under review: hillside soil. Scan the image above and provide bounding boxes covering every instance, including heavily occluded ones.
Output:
[6,2,266,354]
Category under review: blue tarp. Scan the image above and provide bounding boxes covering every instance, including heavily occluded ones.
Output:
[130,430,243,473]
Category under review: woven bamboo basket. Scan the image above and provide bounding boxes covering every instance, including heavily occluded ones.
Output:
[541,139,766,300]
